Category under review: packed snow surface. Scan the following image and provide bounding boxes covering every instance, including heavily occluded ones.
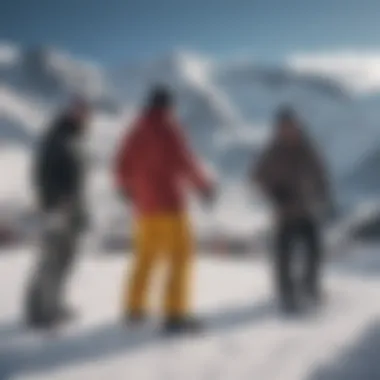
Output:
[0,246,379,380]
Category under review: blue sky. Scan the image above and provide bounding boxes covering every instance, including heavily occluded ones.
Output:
[1,0,380,65]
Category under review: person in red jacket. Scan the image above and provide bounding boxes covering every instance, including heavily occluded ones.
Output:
[115,85,214,334]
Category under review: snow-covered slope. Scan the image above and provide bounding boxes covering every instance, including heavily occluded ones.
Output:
[0,146,32,204]
[0,87,49,146]
[1,248,380,380]
[0,43,118,110]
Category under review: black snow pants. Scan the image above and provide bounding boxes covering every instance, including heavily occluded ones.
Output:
[274,216,322,305]
[25,215,80,324]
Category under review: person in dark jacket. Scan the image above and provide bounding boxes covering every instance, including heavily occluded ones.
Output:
[252,107,331,312]
[25,97,90,328]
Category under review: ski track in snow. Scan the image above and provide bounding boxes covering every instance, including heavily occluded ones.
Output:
[0,248,379,380]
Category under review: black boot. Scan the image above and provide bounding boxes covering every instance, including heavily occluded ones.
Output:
[26,306,75,330]
[279,295,300,315]
[25,296,52,329]
[305,286,324,307]
[123,311,147,326]
[162,316,203,336]
[26,313,54,329]
[55,305,76,324]
[26,310,63,329]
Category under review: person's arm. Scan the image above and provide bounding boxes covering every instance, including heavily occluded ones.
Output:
[251,147,273,196]
[315,150,337,220]
[114,126,138,201]
[308,145,330,202]
[170,123,213,196]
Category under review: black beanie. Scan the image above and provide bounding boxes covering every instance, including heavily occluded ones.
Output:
[147,85,173,109]
[275,105,297,124]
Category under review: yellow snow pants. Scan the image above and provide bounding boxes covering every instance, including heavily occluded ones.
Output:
[124,213,194,318]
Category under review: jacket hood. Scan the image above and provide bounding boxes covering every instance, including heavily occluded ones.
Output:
[141,107,175,128]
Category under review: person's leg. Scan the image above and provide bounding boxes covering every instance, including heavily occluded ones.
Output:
[25,232,52,324]
[274,220,296,308]
[300,217,322,300]
[124,216,160,318]
[51,228,79,317]
[25,229,69,325]
[163,214,195,328]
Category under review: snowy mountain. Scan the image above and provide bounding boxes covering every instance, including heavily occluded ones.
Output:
[112,51,380,191]
[0,44,126,234]
[0,87,48,145]
[3,43,380,185]
[0,43,118,110]
[0,42,125,162]
[112,51,243,161]
[3,44,380,242]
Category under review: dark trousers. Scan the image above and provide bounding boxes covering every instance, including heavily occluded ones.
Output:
[25,226,79,323]
[274,216,322,303]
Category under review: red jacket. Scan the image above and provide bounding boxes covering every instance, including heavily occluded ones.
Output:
[115,108,211,216]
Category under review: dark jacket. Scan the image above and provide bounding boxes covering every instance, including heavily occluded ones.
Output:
[252,132,329,221]
[34,114,85,212]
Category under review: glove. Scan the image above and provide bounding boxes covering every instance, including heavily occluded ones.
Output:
[323,198,338,222]
[200,185,217,208]
[271,185,294,206]
[118,188,132,204]
[310,197,337,224]
[73,208,90,232]
[43,209,69,233]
